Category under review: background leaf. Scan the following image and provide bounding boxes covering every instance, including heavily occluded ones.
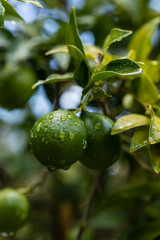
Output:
[128,17,160,61]
[130,126,149,152]
[111,114,150,135]
[16,0,43,8]
[103,28,132,52]
[130,76,158,104]
[68,44,89,67]
[149,144,160,174]
[32,73,74,89]
[1,0,24,22]
[0,2,5,29]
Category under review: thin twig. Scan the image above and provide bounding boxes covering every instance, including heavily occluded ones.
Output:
[19,168,51,195]
[76,171,103,240]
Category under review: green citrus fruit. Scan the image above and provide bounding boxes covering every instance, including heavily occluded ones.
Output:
[30,110,87,170]
[0,66,36,109]
[0,188,29,233]
[80,111,121,170]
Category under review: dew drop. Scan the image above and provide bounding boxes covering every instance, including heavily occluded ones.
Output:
[59,130,65,139]
[44,123,48,127]
[67,114,72,119]
[82,139,88,149]
[61,116,66,121]
[81,121,84,125]
[95,122,101,130]
[36,125,41,132]
[75,122,80,126]
[45,141,48,145]
[69,132,75,140]
[35,134,38,138]
[31,132,34,138]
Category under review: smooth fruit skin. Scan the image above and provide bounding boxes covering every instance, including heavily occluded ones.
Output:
[0,67,36,109]
[0,188,29,233]
[80,111,121,170]
[30,110,87,169]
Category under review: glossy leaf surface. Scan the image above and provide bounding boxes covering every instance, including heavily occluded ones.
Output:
[103,28,132,52]
[149,109,160,144]
[16,0,43,7]
[130,126,149,152]
[32,73,74,89]
[74,61,89,88]
[111,114,150,135]
[149,144,160,174]
[89,87,111,102]
[128,17,160,60]
[1,0,24,22]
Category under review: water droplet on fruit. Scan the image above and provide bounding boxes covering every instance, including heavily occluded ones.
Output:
[75,122,80,126]
[44,123,48,127]
[61,116,66,121]
[59,130,65,139]
[67,114,72,119]
[95,122,101,130]
[35,134,38,138]
[42,138,45,142]
[45,141,48,145]
[49,115,53,119]
[36,125,41,132]
[81,121,84,125]
[82,139,87,149]
[44,128,47,133]
[31,132,34,138]
[69,133,75,140]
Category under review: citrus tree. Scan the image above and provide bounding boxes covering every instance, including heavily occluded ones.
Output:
[1,1,160,240]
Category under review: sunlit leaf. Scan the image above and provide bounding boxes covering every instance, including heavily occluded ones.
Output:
[45,45,68,55]
[111,114,150,135]
[149,144,160,174]
[149,108,160,144]
[32,73,74,89]
[68,44,90,67]
[139,60,160,84]
[89,87,111,102]
[1,0,24,22]
[16,0,43,8]
[130,126,149,152]
[0,2,5,29]
[74,61,89,88]
[66,7,84,54]
[128,17,160,61]
[130,221,160,240]
[130,76,158,105]
[103,28,132,52]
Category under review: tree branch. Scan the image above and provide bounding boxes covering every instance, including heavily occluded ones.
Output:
[76,171,103,240]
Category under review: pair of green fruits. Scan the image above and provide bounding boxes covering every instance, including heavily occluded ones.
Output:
[30,110,121,170]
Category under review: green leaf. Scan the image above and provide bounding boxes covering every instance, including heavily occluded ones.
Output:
[111,114,150,135]
[83,59,143,93]
[0,2,5,29]
[66,7,84,55]
[139,60,160,84]
[149,144,160,174]
[46,45,68,55]
[68,44,89,67]
[1,0,24,22]
[32,73,74,89]
[74,61,89,88]
[149,109,160,144]
[103,28,132,52]
[130,126,149,152]
[16,0,43,8]
[89,87,111,102]
[130,76,158,105]
[128,17,160,61]
[130,221,160,240]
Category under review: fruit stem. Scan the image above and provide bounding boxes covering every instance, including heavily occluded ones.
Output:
[76,171,103,240]
[19,168,52,195]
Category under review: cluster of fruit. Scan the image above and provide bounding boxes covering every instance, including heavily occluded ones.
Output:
[30,109,121,171]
